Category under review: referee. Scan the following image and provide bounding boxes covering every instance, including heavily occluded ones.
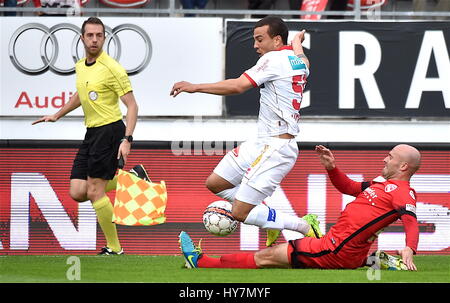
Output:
[33,17,149,255]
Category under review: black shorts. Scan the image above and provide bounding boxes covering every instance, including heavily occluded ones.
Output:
[70,120,125,180]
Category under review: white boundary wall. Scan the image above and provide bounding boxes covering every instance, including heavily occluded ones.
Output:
[2,117,449,143]
[0,17,223,117]
[0,17,449,143]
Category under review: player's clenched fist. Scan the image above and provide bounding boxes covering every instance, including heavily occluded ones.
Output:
[170,81,197,97]
[292,29,306,45]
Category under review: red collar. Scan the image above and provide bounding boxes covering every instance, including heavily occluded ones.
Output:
[276,45,293,51]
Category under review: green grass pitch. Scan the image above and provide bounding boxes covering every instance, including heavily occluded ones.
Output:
[0,255,449,283]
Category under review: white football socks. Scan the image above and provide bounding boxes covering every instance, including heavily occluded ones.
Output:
[216,187,310,235]
[243,204,310,234]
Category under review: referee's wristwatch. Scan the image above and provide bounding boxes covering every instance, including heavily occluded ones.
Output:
[122,135,133,143]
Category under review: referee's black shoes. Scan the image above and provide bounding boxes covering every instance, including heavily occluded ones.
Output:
[130,164,151,183]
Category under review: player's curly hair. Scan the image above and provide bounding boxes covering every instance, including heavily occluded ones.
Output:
[254,16,288,45]
[81,17,105,36]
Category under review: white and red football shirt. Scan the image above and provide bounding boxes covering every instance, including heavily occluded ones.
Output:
[243,45,309,138]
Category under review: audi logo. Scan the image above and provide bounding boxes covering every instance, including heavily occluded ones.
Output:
[9,23,152,76]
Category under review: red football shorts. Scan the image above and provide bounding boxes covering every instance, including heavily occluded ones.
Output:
[287,236,368,269]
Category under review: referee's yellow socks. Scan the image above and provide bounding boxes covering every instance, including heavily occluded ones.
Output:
[92,195,121,253]
[105,175,118,193]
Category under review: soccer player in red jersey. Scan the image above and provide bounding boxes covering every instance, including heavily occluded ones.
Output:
[180,144,421,271]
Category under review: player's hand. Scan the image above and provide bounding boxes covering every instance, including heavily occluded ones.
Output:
[397,247,417,271]
[117,140,131,164]
[291,29,306,46]
[315,145,336,170]
[170,81,196,97]
[31,115,58,125]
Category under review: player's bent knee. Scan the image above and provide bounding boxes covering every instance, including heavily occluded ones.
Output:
[254,249,277,268]
[70,179,88,202]
[205,175,219,193]
[205,173,234,194]
[86,178,108,202]
[70,189,88,202]
[86,189,105,203]
[254,245,290,268]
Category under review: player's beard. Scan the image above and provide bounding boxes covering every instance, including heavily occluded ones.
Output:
[381,167,388,179]
[381,165,395,180]
[82,39,104,60]
[86,46,102,59]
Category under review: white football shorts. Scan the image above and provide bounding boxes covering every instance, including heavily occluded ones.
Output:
[213,136,298,205]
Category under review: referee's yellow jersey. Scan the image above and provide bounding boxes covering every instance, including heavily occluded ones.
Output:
[76,51,132,128]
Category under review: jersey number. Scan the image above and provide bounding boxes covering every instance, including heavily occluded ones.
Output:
[291,75,306,111]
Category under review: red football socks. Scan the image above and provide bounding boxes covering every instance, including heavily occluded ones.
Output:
[198,253,258,269]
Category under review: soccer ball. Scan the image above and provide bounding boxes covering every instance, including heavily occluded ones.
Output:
[203,201,238,236]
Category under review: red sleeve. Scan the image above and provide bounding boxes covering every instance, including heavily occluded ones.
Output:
[33,0,41,7]
[401,214,419,254]
[243,72,257,88]
[392,188,419,254]
[327,167,368,197]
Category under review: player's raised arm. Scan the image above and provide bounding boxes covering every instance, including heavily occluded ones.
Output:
[292,29,310,69]
[316,145,365,196]
[32,92,81,125]
[315,145,336,170]
[170,74,254,97]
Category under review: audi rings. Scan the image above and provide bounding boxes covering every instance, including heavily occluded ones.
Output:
[9,23,152,76]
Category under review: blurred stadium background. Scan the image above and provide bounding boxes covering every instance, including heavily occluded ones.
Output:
[0,0,449,259]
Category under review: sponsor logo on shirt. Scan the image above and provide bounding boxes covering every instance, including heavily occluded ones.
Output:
[256,59,269,72]
[267,207,276,222]
[409,190,416,200]
[363,187,378,201]
[405,204,416,214]
[288,56,306,70]
[385,184,398,192]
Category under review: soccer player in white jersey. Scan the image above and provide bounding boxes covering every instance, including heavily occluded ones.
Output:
[171,16,320,246]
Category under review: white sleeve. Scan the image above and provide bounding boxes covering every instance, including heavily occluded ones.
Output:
[243,53,279,88]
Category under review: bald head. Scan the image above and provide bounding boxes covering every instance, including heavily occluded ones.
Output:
[382,144,421,180]
[393,144,421,174]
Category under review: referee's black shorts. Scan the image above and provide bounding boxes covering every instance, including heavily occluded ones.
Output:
[70,120,126,181]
